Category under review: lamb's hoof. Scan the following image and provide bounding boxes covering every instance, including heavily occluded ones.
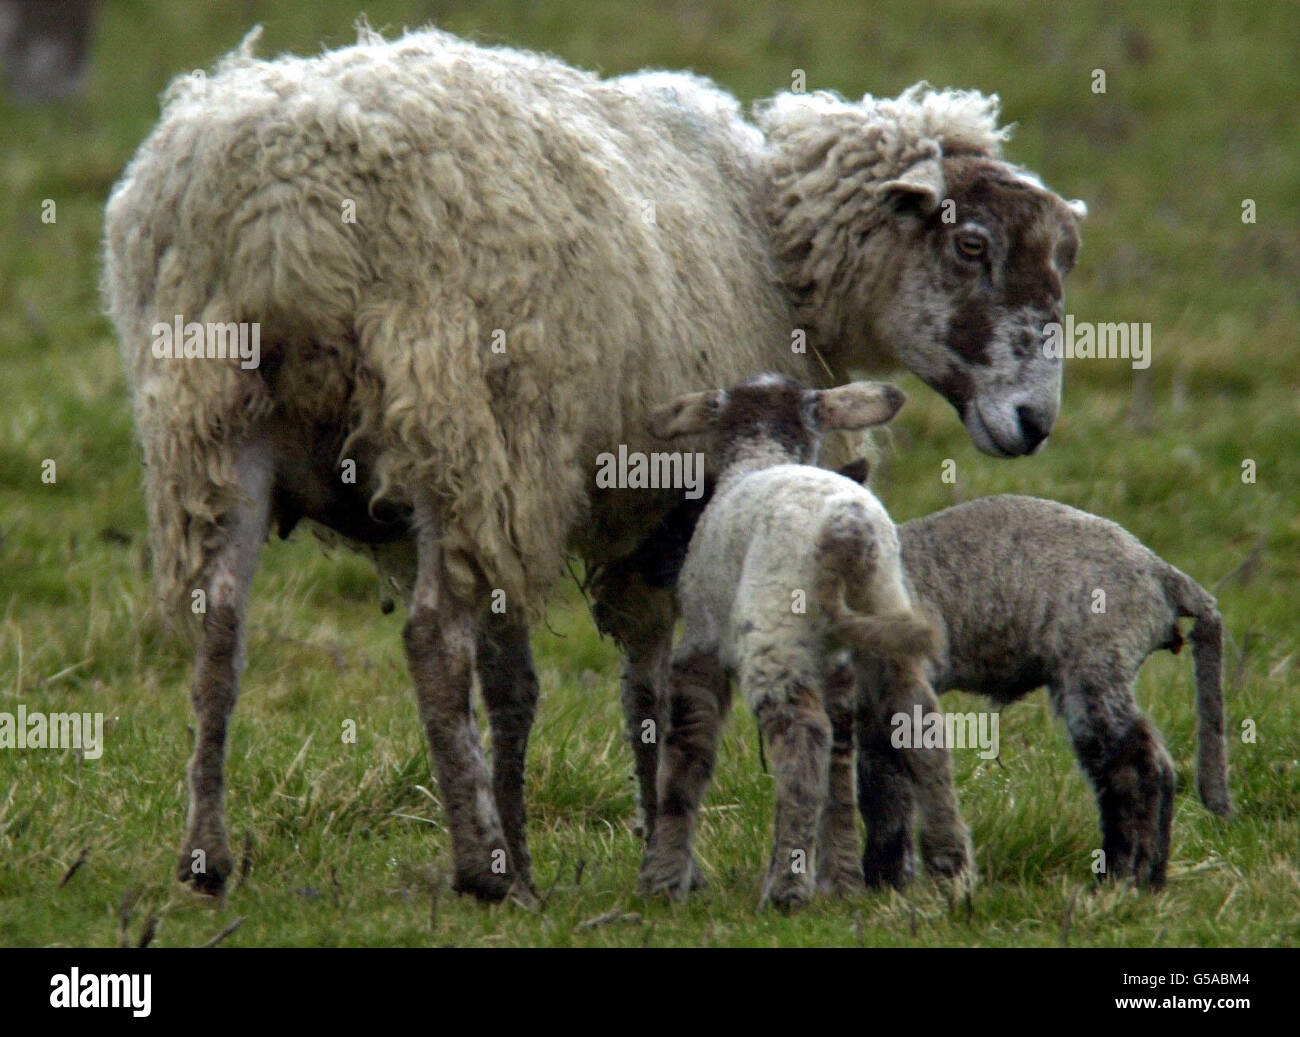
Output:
[638,853,693,901]
[920,827,972,880]
[761,873,814,912]
[452,866,513,903]
[178,842,233,896]
[507,878,541,911]
[818,865,865,898]
[863,839,916,890]
[688,857,708,891]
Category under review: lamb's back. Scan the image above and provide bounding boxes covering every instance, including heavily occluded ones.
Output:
[899,495,1182,697]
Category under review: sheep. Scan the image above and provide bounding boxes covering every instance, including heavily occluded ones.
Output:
[102,22,1085,902]
[833,487,1231,889]
[637,374,971,907]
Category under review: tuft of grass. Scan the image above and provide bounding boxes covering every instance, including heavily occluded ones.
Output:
[1,0,1297,946]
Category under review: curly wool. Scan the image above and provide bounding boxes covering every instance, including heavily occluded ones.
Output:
[757,84,1011,360]
[102,25,1013,627]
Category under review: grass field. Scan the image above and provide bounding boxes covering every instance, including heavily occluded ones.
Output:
[1,0,1297,947]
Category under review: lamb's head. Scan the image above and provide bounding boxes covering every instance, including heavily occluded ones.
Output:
[647,373,906,476]
[760,86,1086,458]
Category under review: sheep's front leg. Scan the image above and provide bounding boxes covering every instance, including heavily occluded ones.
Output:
[179,439,272,895]
[1054,680,1175,889]
[817,656,863,896]
[755,680,832,910]
[639,649,728,900]
[476,619,539,895]
[404,507,511,902]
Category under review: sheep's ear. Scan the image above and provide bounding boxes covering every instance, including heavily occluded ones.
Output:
[815,382,907,430]
[646,390,723,440]
[1066,198,1088,221]
[837,458,871,485]
[880,157,944,214]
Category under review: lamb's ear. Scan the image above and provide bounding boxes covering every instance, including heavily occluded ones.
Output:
[646,390,724,440]
[1066,198,1088,221]
[879,157,944,215]
[815,382,907,430]
[837,458,871,485]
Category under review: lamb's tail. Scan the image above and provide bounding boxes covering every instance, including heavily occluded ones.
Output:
[1163,566,1232,817]
[813,503,937,664]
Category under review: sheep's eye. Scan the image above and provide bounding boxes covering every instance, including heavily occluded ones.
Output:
[955,234,986,260]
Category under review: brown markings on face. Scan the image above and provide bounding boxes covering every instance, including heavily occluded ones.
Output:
[932,156,1081,361]
[948,302,994,364]
[713,374,817,464]
[931,364,975,413]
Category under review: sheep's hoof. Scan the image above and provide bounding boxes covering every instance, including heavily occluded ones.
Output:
[177,842,233,896]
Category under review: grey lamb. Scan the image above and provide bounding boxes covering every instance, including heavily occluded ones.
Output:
[849,490,1231,890]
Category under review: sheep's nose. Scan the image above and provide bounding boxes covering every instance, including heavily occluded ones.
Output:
[1016,405,1051,452]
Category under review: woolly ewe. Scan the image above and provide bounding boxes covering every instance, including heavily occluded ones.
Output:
[103,23,1082,900]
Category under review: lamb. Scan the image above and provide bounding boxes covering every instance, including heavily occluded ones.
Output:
[841,490,1231,889]
[102,22,1085,901]
[637,374,970,908]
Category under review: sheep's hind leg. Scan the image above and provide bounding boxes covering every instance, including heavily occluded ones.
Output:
[476,618,539,897]
[179,439,273,895]
[639,649,728,900]
[1053,679,1174,889]
[403,504,511,902]
[756,679,832,910]
[818,657,863,896]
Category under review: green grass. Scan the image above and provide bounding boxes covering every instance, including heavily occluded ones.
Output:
[1,0,1298,947]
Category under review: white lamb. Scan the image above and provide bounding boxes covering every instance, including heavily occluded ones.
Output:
[638,374,969,908]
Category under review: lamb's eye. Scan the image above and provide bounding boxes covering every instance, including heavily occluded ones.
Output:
[955,234,986,260]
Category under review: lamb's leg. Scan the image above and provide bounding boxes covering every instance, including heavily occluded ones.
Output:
[756,679,832,910]
[403,504,511,901]
[476,619,539,894]
[861,657,971,884]
[590,571,677,843]
[818,657,863,896]
[178,439,272,895]
[638,648,728,900]
[854,658,916,889]
[1054,679,1175,889]
[620,620,673,844]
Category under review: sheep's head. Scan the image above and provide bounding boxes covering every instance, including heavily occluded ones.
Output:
[647,373,906,474]
[870,155,1084,457]
[761,86,1085,457]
